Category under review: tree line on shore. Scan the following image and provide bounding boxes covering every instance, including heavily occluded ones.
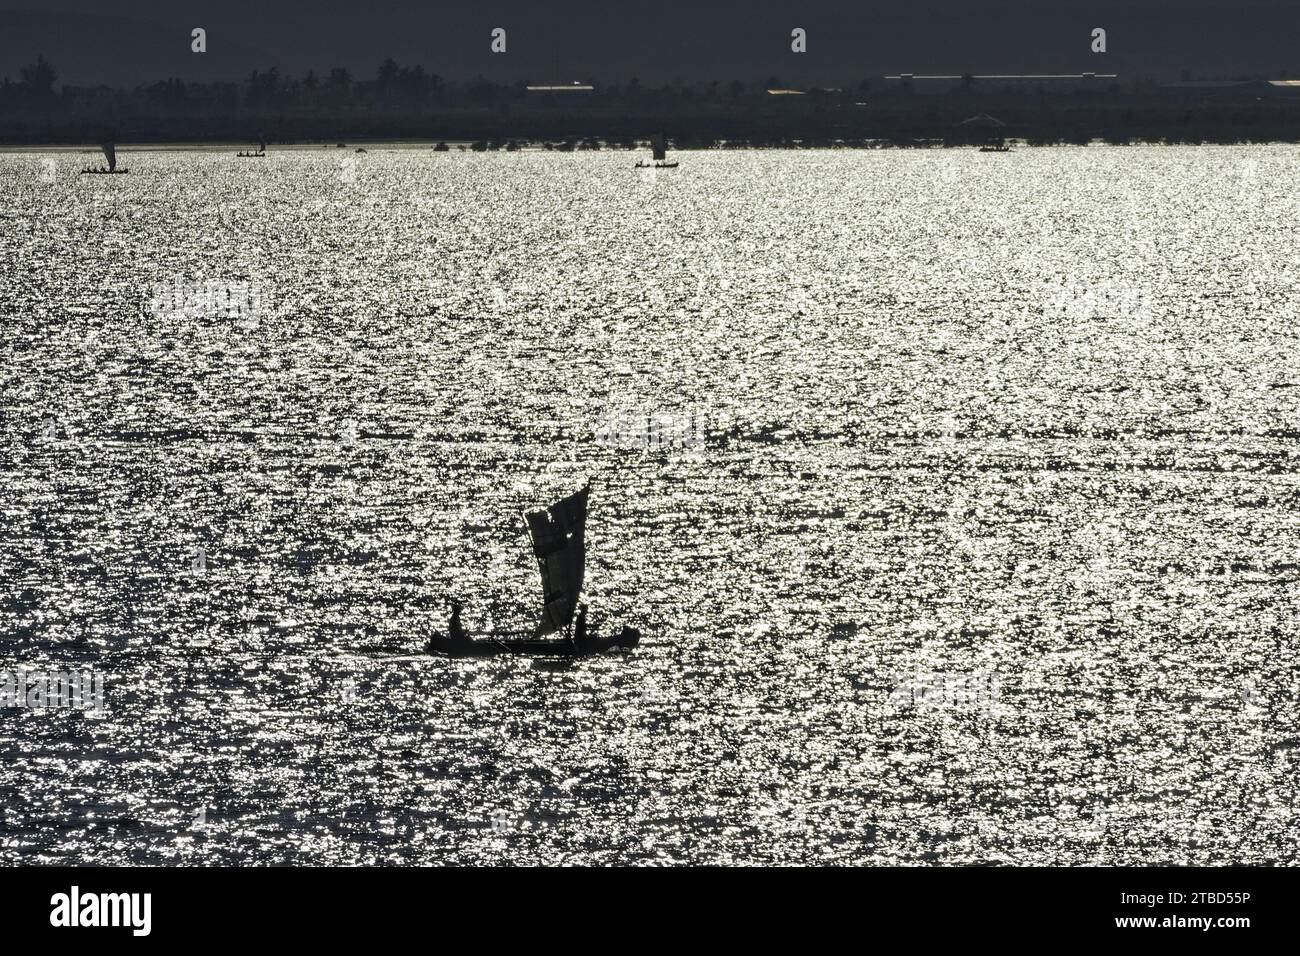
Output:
[5,55,1300,146]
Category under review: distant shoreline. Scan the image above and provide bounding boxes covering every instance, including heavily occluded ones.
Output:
[8,55,1300,150]
[5,138,1300,152]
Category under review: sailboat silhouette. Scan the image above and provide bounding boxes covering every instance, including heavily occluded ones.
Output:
[237,137,267,157]
[424,483,641,657]
[80,141,129,175]
[635,132,678,169]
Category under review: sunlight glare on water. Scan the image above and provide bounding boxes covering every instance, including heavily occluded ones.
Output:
[1,145,1298,863]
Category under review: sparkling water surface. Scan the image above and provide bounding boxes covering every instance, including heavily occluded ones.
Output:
[1,145,1298,864]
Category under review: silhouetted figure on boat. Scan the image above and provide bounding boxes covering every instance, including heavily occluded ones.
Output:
[572,602,589,651]
[426,598,468,653]
[448,599,466,642]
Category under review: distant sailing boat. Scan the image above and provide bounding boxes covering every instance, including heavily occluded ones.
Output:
[635,132,678,169]
[80,141,128,175]
[424,483,642,657]
[959,113,1013,152]
[237,137,267,158]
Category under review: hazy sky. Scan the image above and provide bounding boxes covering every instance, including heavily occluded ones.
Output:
[2,1,1297,86]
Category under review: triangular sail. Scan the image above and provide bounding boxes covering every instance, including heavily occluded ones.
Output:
[259,138,267,152]
[101,142,116,171]
[524,484,589,636]
[651,133,666,162]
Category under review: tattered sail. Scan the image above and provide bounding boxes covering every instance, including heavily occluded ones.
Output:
[651,133,666,162]
[101,142,116,172]
[524,484,589,636]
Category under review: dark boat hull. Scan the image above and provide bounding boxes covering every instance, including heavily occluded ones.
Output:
[80,169,129,174]
[635,161,678,169]
[425,626,641,658]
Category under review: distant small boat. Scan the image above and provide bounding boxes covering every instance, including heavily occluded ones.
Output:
[424,483,642,657]
[237,138,267,157]
[635,132,678,169]
[958,114,1013,152]
[433,142,450,151]
[80,141,128,175]
[425,630,640,658]
[354,147,367,154]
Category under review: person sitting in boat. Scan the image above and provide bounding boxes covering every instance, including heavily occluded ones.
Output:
[426,598,467,653]
[572,602,589,650]
[448,599,467,642]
